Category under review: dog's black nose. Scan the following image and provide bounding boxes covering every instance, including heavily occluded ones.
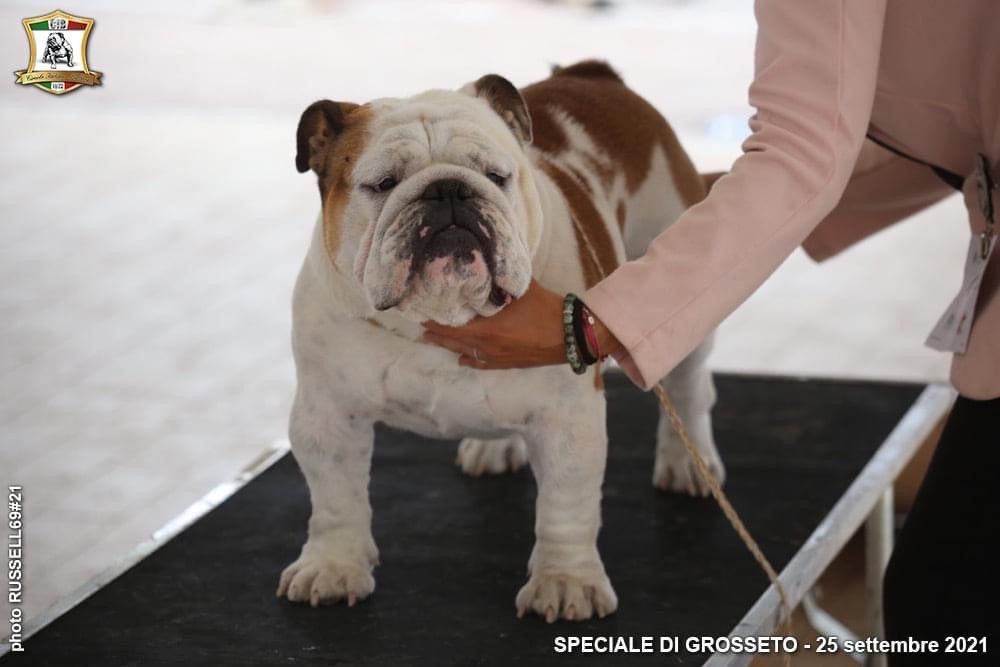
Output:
[419,179,473,203]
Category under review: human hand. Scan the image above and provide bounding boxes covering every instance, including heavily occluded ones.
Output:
[422,280,623,370]
[422,280,564,369]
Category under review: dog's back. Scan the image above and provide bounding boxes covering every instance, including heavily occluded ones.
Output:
[521,61,707,285]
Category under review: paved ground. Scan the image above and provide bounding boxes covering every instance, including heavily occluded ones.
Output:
[0,0,965,644]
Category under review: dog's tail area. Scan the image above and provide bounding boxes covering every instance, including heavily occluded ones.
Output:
[549,60,624,84]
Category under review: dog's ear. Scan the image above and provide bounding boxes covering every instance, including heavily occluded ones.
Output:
[295,100,359,174]
[462,74,532,146]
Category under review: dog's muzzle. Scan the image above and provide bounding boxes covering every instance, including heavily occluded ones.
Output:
[405,178,509,308]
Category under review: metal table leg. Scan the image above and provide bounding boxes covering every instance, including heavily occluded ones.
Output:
[864,488,894,667]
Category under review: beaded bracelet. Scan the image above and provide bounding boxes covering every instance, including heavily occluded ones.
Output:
[562,293,588,374]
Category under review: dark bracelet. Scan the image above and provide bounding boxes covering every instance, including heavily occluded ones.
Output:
[562,293,587,375]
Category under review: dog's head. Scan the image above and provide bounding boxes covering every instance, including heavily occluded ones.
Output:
[295,75,541,325]
[47,33,64,48]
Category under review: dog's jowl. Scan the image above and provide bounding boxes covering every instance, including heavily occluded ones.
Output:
[277,61,725,622]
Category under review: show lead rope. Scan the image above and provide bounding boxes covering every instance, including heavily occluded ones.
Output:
[572,218,793,661]
[652,383,794,657]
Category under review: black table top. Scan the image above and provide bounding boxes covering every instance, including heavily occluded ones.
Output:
[8,374,923,666]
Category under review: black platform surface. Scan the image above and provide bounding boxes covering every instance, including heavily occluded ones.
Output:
[9,374,923,666]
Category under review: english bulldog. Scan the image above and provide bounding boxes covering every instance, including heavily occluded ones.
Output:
[278,60,725,622]
[42,32,73,69]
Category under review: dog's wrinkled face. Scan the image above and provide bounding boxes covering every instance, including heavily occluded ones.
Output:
[296,76,540,325]
[353,101,530,322]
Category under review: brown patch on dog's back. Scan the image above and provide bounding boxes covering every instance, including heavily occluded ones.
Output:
[522,62,706,206]
[527,104,569,155]
[320,106,373,260]
[539,158,619,288]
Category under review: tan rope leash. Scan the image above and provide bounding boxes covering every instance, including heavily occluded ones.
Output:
[572,183,794,654]
[652,383,794,659]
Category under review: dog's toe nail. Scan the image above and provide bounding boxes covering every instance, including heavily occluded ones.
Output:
[545,606,557,623]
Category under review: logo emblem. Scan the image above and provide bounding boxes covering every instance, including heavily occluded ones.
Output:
[14,9,102,95]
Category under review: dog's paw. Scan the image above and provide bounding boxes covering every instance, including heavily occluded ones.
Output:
[456,434,527,477]
[515,571,618,622]
[276,556,375,608]
[653,410,725,497]
[653,440,726,497]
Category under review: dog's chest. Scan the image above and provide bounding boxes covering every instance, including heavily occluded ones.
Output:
[328,322,530,440]
[380,360,492,438]
[389,360,545,440]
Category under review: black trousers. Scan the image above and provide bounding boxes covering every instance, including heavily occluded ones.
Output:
[883,394,998,665]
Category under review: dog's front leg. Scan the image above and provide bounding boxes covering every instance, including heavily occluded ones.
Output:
[517,404,617,622]
[277,392,378,607]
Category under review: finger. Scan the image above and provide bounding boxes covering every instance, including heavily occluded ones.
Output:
[429,338,493,368]
[459,356,491,369]
[425,329,520,353]
[424,333,516,362]
[422,332,454,348]
[422,330,478,349]
[422,321,454,335]
[423,320,482,336]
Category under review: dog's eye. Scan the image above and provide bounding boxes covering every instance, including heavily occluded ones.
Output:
[486,171,508,188]
[372,176,398,193]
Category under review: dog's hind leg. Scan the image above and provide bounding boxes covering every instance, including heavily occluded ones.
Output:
[652,333,725,496]
[616,142,724,496]
[455,434,528,476]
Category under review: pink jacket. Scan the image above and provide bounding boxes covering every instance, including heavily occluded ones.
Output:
[584,0,1000,400]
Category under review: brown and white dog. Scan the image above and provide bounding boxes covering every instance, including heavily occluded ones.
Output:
[278,61,724,622]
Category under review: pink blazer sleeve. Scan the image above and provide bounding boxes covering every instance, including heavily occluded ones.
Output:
[583,0,888,390]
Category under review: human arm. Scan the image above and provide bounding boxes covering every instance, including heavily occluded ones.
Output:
[583,0,889,388]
